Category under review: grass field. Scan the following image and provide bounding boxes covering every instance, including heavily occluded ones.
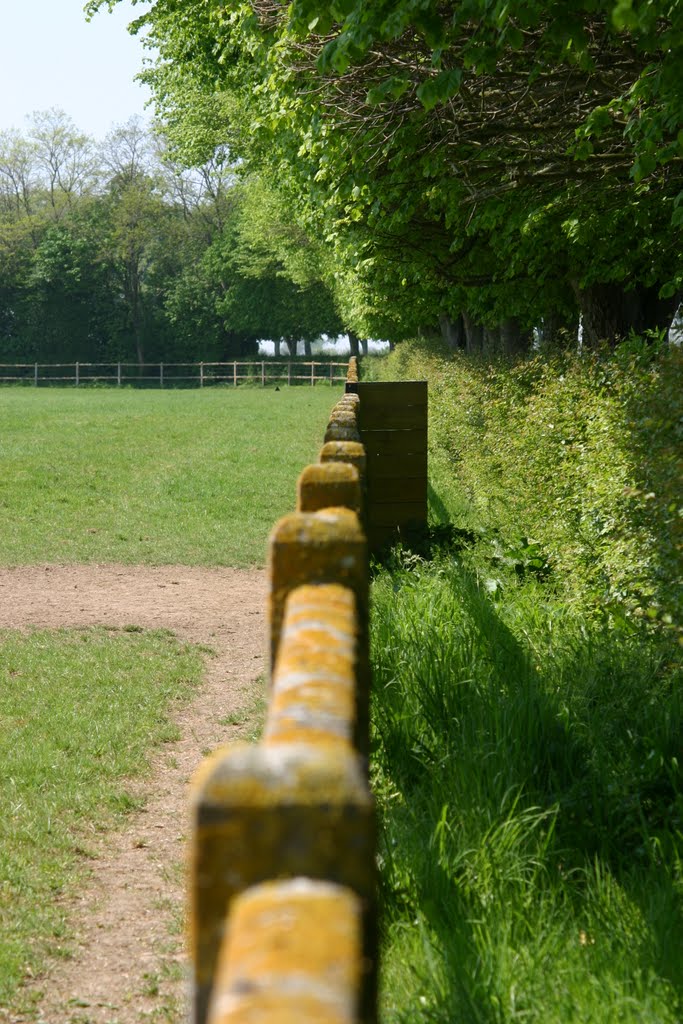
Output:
[0,383,338,1010]
[0,385,342,566]
[0,627,206,1008]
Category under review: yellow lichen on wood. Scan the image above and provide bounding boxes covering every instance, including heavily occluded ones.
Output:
[324,411,361,445]
[319,441,366,484]
[297,462,361,515]
[268,510,367,672]
[208,879,362,1024]
[189,741,374,1024]
[266,584,358,749]
[335,393,360,410]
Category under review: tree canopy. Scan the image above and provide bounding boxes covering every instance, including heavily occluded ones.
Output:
[86,0,682,349]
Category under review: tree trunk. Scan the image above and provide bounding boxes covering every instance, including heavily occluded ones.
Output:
[303,339,312,357]
[539,310,579,352]
[273,338,281,357]
[347,331,360,357]
[360,338,368,356]
[483,325,501,356]
[439,313,465,351]
[572,281,681,347]
[462,312,484,354]
[500,318,532,357]
[287,339,298,356]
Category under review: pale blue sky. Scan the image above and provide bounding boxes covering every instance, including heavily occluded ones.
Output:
[0,0,153,139]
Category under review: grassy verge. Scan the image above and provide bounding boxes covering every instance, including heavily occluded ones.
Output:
[370,339,682,1022]
[0,386,341,566]
[0,627,206,1008]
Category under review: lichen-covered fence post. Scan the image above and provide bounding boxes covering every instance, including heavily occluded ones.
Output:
[207,880,364,1023]
[189,356,380,1024]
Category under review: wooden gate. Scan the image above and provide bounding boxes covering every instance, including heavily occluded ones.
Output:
[348,380,428,551]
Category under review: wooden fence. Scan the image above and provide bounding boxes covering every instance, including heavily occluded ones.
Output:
[188,356,427,1023]
[0,361,348,388]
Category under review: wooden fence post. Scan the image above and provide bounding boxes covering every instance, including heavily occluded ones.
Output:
[160,363,164,388]
[268,508,370,757]
[297,463,361,517]
[34,363,38,387]
[200,362,204,388]
[189,741,375,1024]
[207,880,364,1024]
[75,362,79,387]
[233,361,237,387]
[117,363,122,387]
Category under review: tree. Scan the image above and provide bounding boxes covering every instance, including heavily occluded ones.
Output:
[28,109,98,215]
[86,0,683,345]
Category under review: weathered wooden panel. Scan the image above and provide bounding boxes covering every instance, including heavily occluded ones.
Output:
[360,402,427,432]
[364,450,427,480]
[367,477,427,504]
[355,380,428,550]
[360,429,428,457]
[356,381,427,405]
[366,502,426,528]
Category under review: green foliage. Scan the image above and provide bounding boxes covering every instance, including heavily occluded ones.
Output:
[371,333,682,1017]
[85,0,683,340]
[0,627,205,1007]
[0,115,344,363]
[382,336,683,632]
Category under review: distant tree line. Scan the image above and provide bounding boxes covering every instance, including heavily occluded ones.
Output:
[0,110,345,364]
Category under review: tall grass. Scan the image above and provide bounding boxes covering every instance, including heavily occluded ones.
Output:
[0,386,341,566]
[372,556,682,1022]
[371,338,682,1022]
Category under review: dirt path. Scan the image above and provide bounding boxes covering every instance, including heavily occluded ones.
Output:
[0,564,268,1024]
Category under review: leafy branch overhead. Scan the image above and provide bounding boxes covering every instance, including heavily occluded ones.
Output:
[85,0,683,344]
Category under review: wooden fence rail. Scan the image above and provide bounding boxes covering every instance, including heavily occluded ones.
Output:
[189,356,427,1023]
[0,361,348,388]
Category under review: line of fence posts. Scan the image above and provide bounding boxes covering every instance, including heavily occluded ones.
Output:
[188,355,378,1024]
[0,361,349,388]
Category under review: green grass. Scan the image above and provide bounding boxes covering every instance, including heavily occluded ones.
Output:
[370,338,682,1022]
[0,626,206,1009]
[0,383,325,1009]
[0,386,342,566]
[371,555,682,1023]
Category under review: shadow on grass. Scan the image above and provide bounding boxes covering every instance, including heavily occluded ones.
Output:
[371,526,683,1020]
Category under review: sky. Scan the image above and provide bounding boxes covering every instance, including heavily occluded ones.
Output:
[0,0,152,140]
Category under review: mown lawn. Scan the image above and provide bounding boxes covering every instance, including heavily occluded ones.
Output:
[0,383,338,1010]
[0,627,206,1008]
[0,385,342,566]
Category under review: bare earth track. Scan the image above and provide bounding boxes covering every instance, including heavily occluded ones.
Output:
[0,564,267,1024]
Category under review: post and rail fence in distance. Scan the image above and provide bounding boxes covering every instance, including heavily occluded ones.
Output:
[0,361,349,388]
[188,355,428,1023]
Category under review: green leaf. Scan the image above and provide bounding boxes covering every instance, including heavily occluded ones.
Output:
[366,75,410,105]
[506,26,524,50]
[611,0,637,31]
[632,151,657,183]
[416,68,462,112]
